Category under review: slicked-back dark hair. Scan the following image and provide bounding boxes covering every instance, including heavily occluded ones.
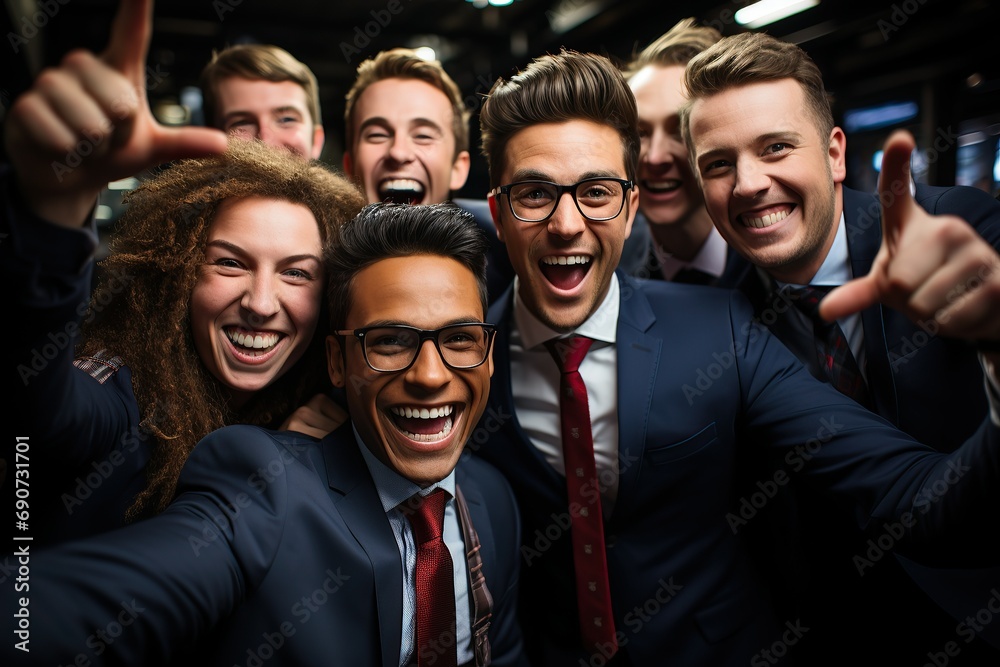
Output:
[326,203,489,329]
[479,49,639,187]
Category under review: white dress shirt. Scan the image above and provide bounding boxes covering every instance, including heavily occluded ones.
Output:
[355,428,472,667]
[510,273,622,507]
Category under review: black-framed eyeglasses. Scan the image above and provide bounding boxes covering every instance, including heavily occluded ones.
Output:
[334,323,497,373]
[488,177,634,223]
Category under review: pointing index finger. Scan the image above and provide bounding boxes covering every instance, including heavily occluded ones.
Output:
[877,129,918,249]
[102,0,153,80]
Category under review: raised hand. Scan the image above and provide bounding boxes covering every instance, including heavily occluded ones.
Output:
[3,0,227,227]
[820,130,1000,343]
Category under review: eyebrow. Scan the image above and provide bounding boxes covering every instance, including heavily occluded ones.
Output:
[205,239,321,265]
[357,117,445,133]
[359,317,486,328]
[509,169,625,182]
[222,106,305,121]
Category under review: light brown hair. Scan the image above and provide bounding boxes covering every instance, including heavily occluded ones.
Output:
[200,44,322,130]
[479,49,640,187]
[680,32,835,150]
[343,48,470,157]
[623,18,721,80]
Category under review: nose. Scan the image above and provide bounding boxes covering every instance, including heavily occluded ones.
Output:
[404,339,452,390]
[240,273,281,324]
[546,191,587,240]
[387,134,415,164]
[644,129,680,168]
[732,158,771,200]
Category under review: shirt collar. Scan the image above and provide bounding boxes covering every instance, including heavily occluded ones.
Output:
[768,211,852,291]
[354,425,457,513]
[651,224,729,280]
[512,272,620,350]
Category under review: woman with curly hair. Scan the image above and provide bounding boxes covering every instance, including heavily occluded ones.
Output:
[2,0,365,543]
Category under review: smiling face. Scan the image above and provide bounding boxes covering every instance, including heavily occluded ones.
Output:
[190,196,324,408]
[344,78,470,205]
[327,254,492,487]
[493,120,637,332]
[629,64,705,229]
[687,78,846,285]
[216,77,325,160]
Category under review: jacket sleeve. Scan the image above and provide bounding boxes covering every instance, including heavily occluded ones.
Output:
[1,425,290,666]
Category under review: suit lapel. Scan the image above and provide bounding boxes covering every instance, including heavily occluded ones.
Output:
[843,187,899,425]
[322,426,404,667]
[611,273,660,518]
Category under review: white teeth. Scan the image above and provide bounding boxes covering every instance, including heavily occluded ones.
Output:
[643,179,681,192]
[379,179,424,193]
[398,417,453,442]
[742,210,789,229]
[391,405,455,419]
[541,255,590,266]
[226,329,280,351]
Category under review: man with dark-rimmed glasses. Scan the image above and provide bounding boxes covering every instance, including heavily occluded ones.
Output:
[5,202,528,667]
[472,48,1000,667]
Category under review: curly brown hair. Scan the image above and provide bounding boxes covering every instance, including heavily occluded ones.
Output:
[78,140,365,517]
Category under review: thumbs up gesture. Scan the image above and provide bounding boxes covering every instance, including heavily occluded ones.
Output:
[821,130,1000,344]
[3,0,227,227]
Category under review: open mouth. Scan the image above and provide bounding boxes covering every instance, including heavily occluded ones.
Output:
[740,207,791,229]
[641,179,682,194]
[389,404,455,442]
[378,178,425,205]
[224,327,284,361]
[539,255,592,291]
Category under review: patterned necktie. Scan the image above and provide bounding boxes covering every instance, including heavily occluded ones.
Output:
[544,335,618,658]
[402,488,457,667]
[786,285,872,408]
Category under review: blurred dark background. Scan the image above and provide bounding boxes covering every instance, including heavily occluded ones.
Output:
[2,0,999,202]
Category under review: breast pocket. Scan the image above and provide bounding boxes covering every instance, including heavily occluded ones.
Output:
[645,422,718,466]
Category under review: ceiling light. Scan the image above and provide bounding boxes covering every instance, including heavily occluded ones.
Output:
[735,0,820,29]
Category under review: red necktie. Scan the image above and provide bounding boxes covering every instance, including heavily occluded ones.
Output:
[403,488,457,667]
[545,335,618,658]
[787,285,872,409]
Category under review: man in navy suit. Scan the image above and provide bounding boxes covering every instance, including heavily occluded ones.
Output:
[681,32,1000,663]
[3,202,525,667]
[471,47,1000,666]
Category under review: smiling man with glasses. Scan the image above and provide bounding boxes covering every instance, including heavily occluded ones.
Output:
[6,201,527,667]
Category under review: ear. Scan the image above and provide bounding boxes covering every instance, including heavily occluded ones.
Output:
[327,335,346,387]
[342,151,353,178]
[450,151,471,192]
[828,126,847,185]
[623,184,639,239]
[310,125,326,160]
[488,195,504,242]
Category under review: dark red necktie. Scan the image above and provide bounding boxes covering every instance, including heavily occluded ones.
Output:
[403,488,457,667]
[787,285,872,409]
[544,335,617,658]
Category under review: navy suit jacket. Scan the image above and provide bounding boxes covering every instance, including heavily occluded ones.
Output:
[719,183,1000,451]
[717,184,1000,660]
[3,424,526,666]
[473,273,1000,666]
